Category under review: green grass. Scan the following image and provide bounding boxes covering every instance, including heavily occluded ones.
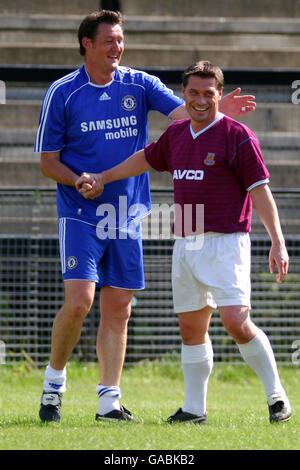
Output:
[0,359,299,450]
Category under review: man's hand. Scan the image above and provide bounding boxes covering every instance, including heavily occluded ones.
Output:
[220,88,256,117]
[269,242,289,283]
[75,172,105,199]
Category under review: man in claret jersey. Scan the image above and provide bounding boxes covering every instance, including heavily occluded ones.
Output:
[77,61,291,424]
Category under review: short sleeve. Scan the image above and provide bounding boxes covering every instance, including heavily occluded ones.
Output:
[230,133,270,191]
[34,85,66,152]
[143,73,184,116]
[144,129,171,172]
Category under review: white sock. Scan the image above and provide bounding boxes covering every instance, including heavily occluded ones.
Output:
[96,384,121,415]
[181,341,214,416]
[237,329,285,402]
[43,364,67,393]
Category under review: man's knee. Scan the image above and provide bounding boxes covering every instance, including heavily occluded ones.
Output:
[67,300,92,321]
[64,281,95,321]
[178,307,212,345]
[180,321,198,344]
[220,306,256,343]
[100,287,134,323]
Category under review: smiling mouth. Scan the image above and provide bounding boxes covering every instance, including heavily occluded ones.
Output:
[193,105,208,112]
[108,55,119,60]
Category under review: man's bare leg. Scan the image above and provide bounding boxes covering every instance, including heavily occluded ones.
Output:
[50,280,96,369]
[95,286,134,418]
[40,280,95,421]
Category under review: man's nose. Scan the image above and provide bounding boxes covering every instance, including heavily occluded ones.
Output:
[195,94,206,105]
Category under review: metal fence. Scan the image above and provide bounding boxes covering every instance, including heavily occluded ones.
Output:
[0,188,299,365]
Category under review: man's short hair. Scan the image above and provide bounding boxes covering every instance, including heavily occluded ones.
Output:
[78,10,123,56]
[182,61,224,90]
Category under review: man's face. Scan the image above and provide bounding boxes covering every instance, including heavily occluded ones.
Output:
[84,22,124,74]
[182,76,223,131]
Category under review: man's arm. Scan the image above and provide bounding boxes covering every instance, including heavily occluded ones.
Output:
[75,149,151,199]
[169,88,256,120]
[250,184,289,283]
[40,151,79,186]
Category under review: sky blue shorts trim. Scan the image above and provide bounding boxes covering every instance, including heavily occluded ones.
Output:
[58,217,145,290]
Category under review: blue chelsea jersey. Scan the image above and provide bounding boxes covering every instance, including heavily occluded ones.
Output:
[34,65,184,227]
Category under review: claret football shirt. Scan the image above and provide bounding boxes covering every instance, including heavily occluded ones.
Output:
[144,113,270,236]
[34,65,183,227]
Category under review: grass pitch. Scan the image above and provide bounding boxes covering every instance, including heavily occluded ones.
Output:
[0,359,299,451]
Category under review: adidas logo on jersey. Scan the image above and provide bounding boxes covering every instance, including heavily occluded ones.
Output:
[99,92,111,101]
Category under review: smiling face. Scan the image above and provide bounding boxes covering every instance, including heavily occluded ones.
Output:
[182,75,223,132]
[82,22,124,80]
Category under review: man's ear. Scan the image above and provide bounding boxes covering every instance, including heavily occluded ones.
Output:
[81,37,92,51]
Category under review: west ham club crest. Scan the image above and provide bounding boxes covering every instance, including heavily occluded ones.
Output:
[204,153,216,166]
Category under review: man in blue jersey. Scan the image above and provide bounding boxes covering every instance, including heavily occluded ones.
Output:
[35,10,256,422]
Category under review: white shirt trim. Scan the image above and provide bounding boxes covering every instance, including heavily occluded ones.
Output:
[247,179,270,192]
[190,112,225,140]
[84,65,114,88]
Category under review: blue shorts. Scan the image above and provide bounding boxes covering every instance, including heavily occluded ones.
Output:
[58,217,145,290]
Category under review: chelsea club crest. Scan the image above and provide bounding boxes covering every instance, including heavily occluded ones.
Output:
[121,95,137,111]
[67,256,78,270]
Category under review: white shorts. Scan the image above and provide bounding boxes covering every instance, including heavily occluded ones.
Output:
[172,232,251,313]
